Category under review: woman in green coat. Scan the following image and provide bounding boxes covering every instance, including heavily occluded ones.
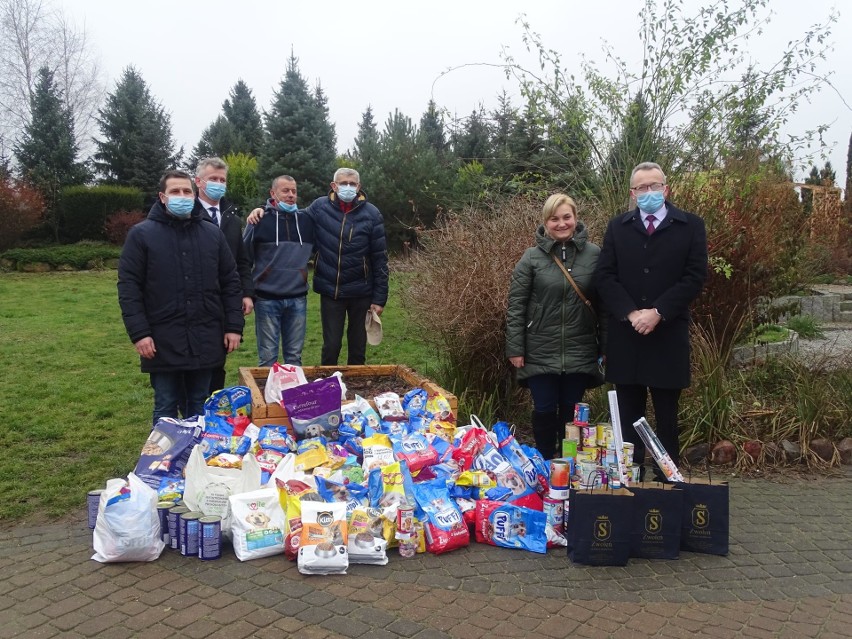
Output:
[506,194,604,459]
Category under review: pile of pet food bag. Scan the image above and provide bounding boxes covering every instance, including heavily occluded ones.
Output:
[91,367,729,571]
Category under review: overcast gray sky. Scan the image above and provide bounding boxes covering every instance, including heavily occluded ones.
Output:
[61,0,851,183]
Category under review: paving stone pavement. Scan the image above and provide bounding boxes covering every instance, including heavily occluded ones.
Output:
[3,474,852,638]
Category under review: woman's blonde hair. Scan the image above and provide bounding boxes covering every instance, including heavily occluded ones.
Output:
[542,193,578,225]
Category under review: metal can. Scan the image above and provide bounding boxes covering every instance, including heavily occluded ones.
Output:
[198,516,222,560]
[561,438,578,458]
[180,511,202,557]
[573,402,590,426]
[580,426,597,449]
[156,501,175,544]
[168,505,189,551]
[87,489,103,529]
[396,506,415,536]
[543,496,566,534]
[549,459,570,490]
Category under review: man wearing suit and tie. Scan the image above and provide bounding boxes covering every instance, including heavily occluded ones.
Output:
[193,157,254,394]
[595,162,708,481]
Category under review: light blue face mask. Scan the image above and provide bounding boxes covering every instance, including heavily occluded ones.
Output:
[166,197,194,218]
[203,181,226,200]
[637,191,664,213]
[277,201,298,213]
[337,184,358,203]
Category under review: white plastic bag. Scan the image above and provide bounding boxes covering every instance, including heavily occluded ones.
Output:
[183,445,262,537]
[230,488,287,561]
[91,473,165,563]
[264,363,308,404]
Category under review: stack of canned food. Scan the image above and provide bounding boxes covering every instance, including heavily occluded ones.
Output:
[560,402,641,490]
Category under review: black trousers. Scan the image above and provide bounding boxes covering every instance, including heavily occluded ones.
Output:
[615,384,682,468]
[320,295,372,366]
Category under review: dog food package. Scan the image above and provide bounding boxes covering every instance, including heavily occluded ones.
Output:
[347,506,389,565]
[452,427,489,472]
[374,392,405,420]
[402,388,428,416]
[412,477,469,555]
[362,433,395,473]
[474,500,548,554]
[281,377,342,440]
[205,386,253,420]
[315,476,370,519]
[264,363,308,404]
[341,395,381,436]
[230,488,286,561]
[134,417,203,489]
[255,448,287,474]
[256,426,296,455]
[157,477,184,502]
[298,501,349,575]
[92,473,165,563]
[493,421,548,495]
[183,445,262,536]
[275,478,320,560]
[391,431,439,473]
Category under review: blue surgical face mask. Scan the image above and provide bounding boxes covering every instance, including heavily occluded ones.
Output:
[277,201,298,213]
[337,184,358,203]
[203,181,226,200]
[165,196,195,218]
[636,191,664,213]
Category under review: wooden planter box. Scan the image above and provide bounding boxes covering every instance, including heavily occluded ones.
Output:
[239,365,457,431]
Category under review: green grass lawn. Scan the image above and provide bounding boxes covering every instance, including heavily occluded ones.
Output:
[0,270,438,523]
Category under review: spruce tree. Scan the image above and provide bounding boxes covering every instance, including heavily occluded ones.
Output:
[419,100,447,157]
[191,115,237,165]
[93,66,178,193]
[258,53,337,203]
[452,106,492,163]
[222,79,263,156]
[14,66,88,238]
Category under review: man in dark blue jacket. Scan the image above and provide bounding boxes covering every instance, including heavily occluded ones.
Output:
[309,168,388,365]
[118,170,244,424]
[243,175,315,366]
[247,168,388,366]
[595,162,707,480]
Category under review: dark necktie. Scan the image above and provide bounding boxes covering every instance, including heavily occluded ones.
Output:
[209,207,218,226]
[646,214,657,235]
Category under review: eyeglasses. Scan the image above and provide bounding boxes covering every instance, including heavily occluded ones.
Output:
[630,182,666,194]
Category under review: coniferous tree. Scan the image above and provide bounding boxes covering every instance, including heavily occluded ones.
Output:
[192,115,237,164]
[452,106,492,163]
[258,53,336,203]
[93,66,178,193]
[14,66,88,238]
[350,105,383,196]
[222,79,263,156]
[845,131,852,215]
[419,100,447,157]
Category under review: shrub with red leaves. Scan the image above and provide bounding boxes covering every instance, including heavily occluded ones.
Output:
[104,210,146,245]
[0,179,46,252]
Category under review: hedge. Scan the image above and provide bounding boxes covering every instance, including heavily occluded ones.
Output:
[1,243,122,270]
[61,185,144,242]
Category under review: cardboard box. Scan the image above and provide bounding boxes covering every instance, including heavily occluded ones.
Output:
[239,365,458,424]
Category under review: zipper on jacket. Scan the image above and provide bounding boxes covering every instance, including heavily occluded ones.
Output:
[363,257,368,280]
[334,217,346,298]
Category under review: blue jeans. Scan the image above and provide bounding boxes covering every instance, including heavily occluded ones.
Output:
[525,373,590,426]
[255,296,308,366]
[150,369,213,425]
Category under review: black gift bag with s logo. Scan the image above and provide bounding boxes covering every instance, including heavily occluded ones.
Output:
[565,487,634,565]
[674,478,729,556]
[628,483,683,560]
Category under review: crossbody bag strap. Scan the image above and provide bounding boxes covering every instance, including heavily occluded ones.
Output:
[552,254,597,320]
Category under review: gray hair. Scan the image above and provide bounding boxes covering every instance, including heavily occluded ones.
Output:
[196,156,228,176]
[630,162,666,184]
[271,175,297,190]
[333,167,360,183]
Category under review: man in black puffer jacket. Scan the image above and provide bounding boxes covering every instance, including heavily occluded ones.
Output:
[118,170,244,424]
[193,157,254,393]
[308,168,388,365]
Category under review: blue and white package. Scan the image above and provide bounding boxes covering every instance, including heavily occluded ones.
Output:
[475,500,547,554]
[315,476,370,518]
[493,422,548,495]
[412,477,469,554]
[134,417,203,489]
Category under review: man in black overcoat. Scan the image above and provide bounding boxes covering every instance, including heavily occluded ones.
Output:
[595,162,708,479]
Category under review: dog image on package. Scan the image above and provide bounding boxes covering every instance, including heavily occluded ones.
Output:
[230,488,286,561]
